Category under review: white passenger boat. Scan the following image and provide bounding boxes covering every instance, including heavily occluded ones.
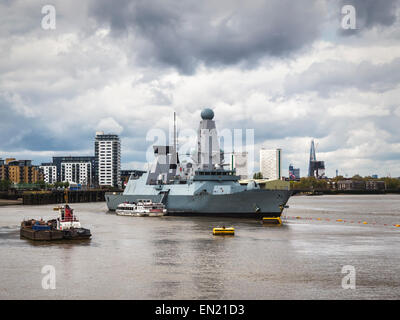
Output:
[116,200,167,217]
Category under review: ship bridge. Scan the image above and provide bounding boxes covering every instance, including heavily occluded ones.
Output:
[193,169,240,181]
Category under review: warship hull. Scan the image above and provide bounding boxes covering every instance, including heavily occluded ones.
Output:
[106,189,291,218]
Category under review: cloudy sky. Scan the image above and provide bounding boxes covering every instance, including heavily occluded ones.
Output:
[1,0,400,177]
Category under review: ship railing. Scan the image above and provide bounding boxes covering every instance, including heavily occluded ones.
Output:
[60,216,79,222]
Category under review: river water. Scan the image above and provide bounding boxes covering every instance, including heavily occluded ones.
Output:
[0,194,399,299]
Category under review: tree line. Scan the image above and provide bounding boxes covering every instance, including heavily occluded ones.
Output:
[290,175,400,191]
[0,180,70,191]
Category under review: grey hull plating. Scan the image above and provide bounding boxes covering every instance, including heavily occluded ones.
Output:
[106,189,291,218]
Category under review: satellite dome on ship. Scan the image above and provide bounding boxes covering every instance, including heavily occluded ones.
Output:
[201,108,214,120]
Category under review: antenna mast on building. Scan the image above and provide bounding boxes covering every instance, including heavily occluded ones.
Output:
[174,112,176,152]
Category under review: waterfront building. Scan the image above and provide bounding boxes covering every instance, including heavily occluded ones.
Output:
[2,159,44,184]
[52,156,96,186]
[260,148,282,180]
[288,164,300,180]
[95,132,121,188]
[61,162,92,185]
[327,180,337,190]
[39,163,57,184]
[337,180,366,191]
[228,152,248,179]
[0,159,6,181]
[366,180,385,191]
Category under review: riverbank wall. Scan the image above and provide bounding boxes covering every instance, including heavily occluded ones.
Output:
[21,190,118,205]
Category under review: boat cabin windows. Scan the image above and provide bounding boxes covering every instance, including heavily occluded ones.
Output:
[195,170,235,176]
[138,199,152,203]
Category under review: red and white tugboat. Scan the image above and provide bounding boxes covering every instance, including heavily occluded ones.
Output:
[20,189,91,241]
[54,204,91,239]
[20,204,91,241]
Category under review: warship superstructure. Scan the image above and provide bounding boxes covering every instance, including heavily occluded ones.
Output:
[106,108,292,218]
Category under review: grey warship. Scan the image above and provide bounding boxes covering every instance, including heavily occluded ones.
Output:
[106,108,292,218]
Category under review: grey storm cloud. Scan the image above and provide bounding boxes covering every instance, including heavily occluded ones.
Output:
[285,58,400,96]
[89,0,327,73]
[0,96,93,152]
[220,116,331,145]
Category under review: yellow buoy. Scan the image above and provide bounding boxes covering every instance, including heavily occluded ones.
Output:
[316,218,321,221]
[296,216,301,219]
[363,221,368,224]
[336,219,343,222]
[395,224,400,228]
[213,227,235,235]
[262,217,282,225]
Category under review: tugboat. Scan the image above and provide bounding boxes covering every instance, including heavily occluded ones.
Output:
[116,199,167,217]
[54,204,92,239]
[20,190,91,241]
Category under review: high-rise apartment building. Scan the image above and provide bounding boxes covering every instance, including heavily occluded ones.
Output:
[95,132,121,188]
[260,148,282,180]
[40,163,57,184]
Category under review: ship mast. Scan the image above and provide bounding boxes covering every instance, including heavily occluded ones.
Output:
[64,188,68,204]
[174,112,176,157]
[173,112,177,165]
